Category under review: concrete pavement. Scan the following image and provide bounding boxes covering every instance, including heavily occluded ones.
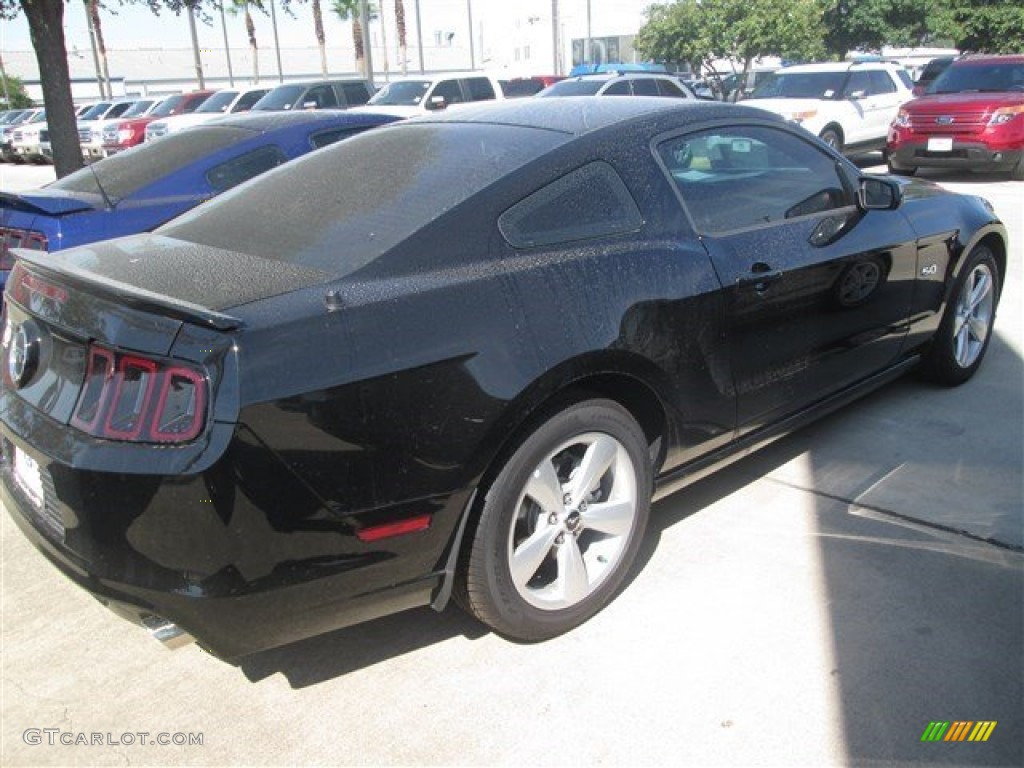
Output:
[0,162,1021,766]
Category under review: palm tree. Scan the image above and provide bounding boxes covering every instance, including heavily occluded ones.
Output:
[332,0,376,78]
[228,0,261,84]
[394,0,407,75]
[85,0,111,99]
[312,0,329,77]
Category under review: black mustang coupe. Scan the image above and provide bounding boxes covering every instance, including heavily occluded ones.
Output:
[1,98,1007,659]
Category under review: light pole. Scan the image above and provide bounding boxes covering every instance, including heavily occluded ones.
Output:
[551,0,559,76]
[466,0,475,70]
[414,0,424,73]
[270,0,284,83]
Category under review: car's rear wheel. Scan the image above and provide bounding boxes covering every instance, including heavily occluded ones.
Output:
[460,399,651,641]
[919,246,999,386]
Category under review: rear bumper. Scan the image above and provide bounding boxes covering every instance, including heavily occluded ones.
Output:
[889,141,1022,172]
[0,428,456,660]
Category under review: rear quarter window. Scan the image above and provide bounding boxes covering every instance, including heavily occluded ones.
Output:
[499,161,643,248]
[206,145,287,193]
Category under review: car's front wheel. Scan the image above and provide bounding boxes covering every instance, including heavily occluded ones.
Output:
[919,245,1000,386]
[819,127,843,153]
[460,399,652,641]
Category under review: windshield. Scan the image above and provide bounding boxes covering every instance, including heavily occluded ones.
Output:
[149,95,187,118]
[49,125,254,202]
[0,110,26,125]
[160,122,570,277]
[538,79,606,97]
[929,61,1024,94]
[368,81,432,106]
[120,100,155,118]
[80,102,112,120]
[750,71,847,99]
[196,91,238,113]
[252,86,306,110]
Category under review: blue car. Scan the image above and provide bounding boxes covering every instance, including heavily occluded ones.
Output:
[0,110,399,295]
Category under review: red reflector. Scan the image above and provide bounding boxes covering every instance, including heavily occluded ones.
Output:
[356,514,432,542]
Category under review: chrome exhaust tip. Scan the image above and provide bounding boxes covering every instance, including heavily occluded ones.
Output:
[142,616,195,650]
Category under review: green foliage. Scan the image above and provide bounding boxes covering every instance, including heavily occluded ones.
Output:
[821,1,954,59]
[636,0,825,75]
[0,72,34,108]
[947,0,1024,53]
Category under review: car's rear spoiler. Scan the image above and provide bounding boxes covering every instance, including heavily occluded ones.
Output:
[12,248,244,332]
[0,190,100,217]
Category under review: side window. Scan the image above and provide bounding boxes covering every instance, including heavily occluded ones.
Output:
[304,86,338,109]
[844,71,872,98]
[631,78,659,96]
[342,82,372,106]
[498,161,643,249]
[869,70,897,94]
[657,126,851,234]
[656,79,687,97]
[465,77,496,101]
[206,145,287,193]
[432,79,464,104]
[310,126,368,149]
[603,81,631,96]
[232,90,268,112]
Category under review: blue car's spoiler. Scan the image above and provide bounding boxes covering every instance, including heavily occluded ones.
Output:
[0,190,101,217]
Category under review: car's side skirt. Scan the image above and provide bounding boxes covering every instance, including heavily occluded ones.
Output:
[651,355,921,502]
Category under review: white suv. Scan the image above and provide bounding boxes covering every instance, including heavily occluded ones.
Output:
[744,61,913,155]
[352,73,506,118]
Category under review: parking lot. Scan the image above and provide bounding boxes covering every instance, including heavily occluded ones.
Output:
[1,159,1021,767]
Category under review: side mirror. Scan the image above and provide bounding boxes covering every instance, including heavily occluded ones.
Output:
[425,95,447,111]
[848,89,867,100]
[858,176,902,211]
[303,100,319,110]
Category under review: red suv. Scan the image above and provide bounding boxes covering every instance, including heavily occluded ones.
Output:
[101,90,214,156]
[888,55,1024,179]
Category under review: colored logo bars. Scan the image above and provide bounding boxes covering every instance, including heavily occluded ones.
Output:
[921,721,997,742]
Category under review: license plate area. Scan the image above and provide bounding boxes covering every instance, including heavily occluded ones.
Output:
[8,443,64,540]
[12,446,44,510]
[927,137,953,152]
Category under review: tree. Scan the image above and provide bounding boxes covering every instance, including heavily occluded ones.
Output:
[86,0,112,99]
[0,1,83,177]
[228,0,264,83]
[0,71,35,109]
[332,0,375,77]
[636,0,825,92]
[946,0,1024,53]
[394,0,406,75]
[312,0,328,76]
[821,0,953,60]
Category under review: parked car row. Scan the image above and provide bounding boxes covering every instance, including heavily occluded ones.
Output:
[0,96,1007,662]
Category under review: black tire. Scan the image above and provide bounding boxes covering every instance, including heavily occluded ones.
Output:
[819,127,843,153]
[460,399,652,641]
[919,246,1000,386]
[1010,155,1024,181]
[887,160,917,176]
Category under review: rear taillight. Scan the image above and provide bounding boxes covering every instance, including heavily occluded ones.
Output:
[6,261,66,305]
[1,227,48,271]
[71,344,207,444]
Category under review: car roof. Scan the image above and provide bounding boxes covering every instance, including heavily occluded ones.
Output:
[950,54,1024,66]
[411,96,773,136]
[204,109,399,131]
[780,61,900,73]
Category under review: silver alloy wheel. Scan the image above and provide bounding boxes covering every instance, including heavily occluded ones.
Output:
[952,262,995,369]
[507,432,638,610]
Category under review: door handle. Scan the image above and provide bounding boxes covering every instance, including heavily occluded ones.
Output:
[736,263,783,291]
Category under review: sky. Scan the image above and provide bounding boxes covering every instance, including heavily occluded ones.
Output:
[0,1,653,57]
